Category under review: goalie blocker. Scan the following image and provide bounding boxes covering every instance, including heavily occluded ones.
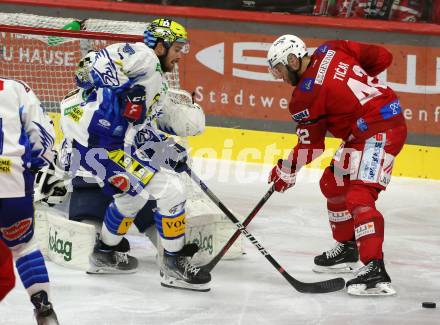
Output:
[34,176,245,270]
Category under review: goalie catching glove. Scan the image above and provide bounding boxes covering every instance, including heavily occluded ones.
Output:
[34,163,69,206]
[157,89,205,136]
[268,159,296,193]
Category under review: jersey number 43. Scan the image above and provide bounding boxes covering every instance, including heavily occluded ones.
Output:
[347,65,387,106]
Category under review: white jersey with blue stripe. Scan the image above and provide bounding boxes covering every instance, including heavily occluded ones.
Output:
[62,42,167,150]
[0,78,55,198]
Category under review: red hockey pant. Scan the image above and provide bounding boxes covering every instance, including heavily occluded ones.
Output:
[319,126,407,264]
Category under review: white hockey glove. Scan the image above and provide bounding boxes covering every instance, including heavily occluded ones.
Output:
[34,163,69,206]
[157,89,205,136]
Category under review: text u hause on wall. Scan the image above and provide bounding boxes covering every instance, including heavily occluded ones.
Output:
[0,46,76,66]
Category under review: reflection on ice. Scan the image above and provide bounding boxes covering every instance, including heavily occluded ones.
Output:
[1,159,439,325]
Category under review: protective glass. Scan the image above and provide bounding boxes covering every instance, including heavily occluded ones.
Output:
[175,39,190,54]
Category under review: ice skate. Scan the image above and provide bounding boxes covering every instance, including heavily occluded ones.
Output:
[313,241,361,273]
[160,243,211,292]
[87,237,138,274]
[31,290,59,325]
[346,259,396,296]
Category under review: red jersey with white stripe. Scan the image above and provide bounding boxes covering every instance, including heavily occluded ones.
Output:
[288,40,405,171]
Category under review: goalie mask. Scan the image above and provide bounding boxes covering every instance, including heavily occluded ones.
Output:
[144,18,189,54]
[75,50,97,90]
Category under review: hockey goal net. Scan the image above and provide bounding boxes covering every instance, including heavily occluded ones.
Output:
[0,13,244,263]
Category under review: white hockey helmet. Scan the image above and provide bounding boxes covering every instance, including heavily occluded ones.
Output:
[75,50,97,89]
[267,35,307,78]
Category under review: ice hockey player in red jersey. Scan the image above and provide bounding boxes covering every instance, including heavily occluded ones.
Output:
[267,35,407,296]
[0,239,15,301]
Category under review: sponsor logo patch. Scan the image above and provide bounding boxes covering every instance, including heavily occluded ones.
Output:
[359,134,386,183]
[355,222,376,240]
[300,78,314,92]
[380,100,401,120]
[108,149,155,185]
[108,174,130,192]
[315,50,335,85]
[1,218,32,241]
[0,158,11,173]
[117,217,135,235]
[291,108,310,122]
[379,153,395,187]
[328,210,352,222]
[356,118,368,132]
[122,43,135,55]
[316,44,330,54]
[64,104,84,123]
[49,228,72,262]
[98,119,111,128]
[162,213,186,238]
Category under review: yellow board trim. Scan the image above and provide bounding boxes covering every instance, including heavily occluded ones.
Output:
[47,113,440,180]
[187,126,440,180]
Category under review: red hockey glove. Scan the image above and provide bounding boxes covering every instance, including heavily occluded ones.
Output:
[268,159,296,193]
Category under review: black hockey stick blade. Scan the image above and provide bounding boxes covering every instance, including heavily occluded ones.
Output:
[284,271,346,293]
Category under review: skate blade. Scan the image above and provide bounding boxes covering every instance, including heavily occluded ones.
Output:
[160,273,210,292]
[347,282,396,296]
[36,315,59,325]
[86,266,137,275]
[161,282,210,292]
[313,262,361,274]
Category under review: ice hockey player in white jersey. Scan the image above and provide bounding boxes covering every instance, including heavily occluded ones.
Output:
[59,18,211,291]
[0,78,59,324]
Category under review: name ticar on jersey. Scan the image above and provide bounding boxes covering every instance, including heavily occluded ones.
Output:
[333,62,350,81]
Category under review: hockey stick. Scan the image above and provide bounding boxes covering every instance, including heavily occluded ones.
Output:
[185,167,345,294]
[201,185,275,273]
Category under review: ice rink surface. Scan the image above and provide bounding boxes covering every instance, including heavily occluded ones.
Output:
[1,159,439,325]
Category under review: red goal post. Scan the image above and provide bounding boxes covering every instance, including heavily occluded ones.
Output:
[0,24,141,115]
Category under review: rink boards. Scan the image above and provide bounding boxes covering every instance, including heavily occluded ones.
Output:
[48,112,440,180]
